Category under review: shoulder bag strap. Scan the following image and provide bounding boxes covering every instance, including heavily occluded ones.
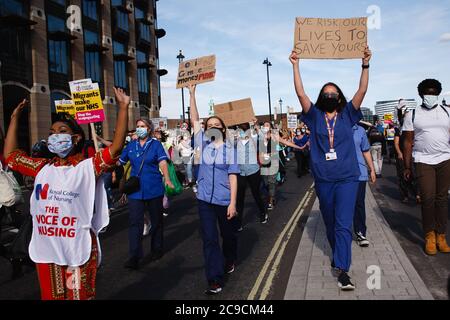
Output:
[136,140,152,177]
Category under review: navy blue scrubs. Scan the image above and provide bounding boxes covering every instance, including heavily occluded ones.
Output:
[302,101,362,272]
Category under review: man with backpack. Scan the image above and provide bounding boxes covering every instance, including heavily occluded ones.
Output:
[402,79,450,256]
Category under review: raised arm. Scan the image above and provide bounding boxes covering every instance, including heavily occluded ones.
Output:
[109,87,130,158]
[188,85,201,134]
[96,135,113,147]
[4,99,27,158]
[289,51,312,114]
[277,136,303,150]
[352,46,372,109]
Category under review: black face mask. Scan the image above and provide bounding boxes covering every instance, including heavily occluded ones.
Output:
[323,97,339,113]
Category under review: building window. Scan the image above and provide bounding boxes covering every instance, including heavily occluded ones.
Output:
[139,22,151,43]
[84,29,99,45]
[136,50,146,64]
[116,10,129,31]
[138,68,148,93]
[0,0,24,16]
[85,51,101,82]
[111,0,122,6]
[113,40,125,54]
[48,40,68,74]
[83,0,98,20]
[47,15,68,74]
[114,61,127,89]
[47,15,65,32]
[113,41,127,88]
[134,7,144,19]
[0,27,28,60]
[84,30,101,83]
[51,0,66,6]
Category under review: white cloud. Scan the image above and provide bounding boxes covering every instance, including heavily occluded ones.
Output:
[440,33,450,42]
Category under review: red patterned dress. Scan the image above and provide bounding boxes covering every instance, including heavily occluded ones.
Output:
[6,148,117,300]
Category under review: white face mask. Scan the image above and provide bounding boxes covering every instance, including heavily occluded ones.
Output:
[261,127,269,134]
[423,95,439,109]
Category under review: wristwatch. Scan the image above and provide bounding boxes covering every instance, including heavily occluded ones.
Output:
[362,64,370,69]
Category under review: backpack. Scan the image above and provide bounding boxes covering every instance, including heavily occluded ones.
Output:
[368,128,384,145]
[0,163,24,207]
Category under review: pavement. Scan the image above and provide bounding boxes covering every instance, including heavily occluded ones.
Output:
[284,185,435,300]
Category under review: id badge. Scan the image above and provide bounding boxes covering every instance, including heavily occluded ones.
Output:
[325,151,337,161]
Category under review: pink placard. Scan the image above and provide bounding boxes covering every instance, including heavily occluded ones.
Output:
[76,109,105,124]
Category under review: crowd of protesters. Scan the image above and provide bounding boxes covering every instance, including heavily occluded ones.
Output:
[0,47,449,298]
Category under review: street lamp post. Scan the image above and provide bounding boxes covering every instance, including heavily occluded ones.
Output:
[263,58,272,123]
[177,49,186,122]
[279,98,283,128]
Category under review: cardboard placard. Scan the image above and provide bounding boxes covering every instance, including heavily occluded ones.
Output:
[55,99,76,117]
[287,115,298,129]
[151,117,168,131]
[213,98,255,127]
[294,17,367,59]
[176,55,216,89]
[69,79,105,124]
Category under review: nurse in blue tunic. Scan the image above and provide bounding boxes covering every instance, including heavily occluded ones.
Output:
[289,47,372,290]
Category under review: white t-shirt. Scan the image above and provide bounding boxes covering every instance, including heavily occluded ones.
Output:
[402,105,450,165]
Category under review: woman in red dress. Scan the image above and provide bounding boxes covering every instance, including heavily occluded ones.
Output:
[3,88,130,300]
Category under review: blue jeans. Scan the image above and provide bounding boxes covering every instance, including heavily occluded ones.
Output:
[127,197,163,259]
[198,200,237,285]
[315,181,359,272]
[353,181,367,236]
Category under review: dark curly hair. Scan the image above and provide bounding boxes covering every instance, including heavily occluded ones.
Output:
[315,82,348,113]
[418,79,442,98]
[51,113,86,154]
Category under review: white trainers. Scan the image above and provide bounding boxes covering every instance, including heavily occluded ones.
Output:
[143,223,151,236]
[192,185,198,193]
[356,232,370,247]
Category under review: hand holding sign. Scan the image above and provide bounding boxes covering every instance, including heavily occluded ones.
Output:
[289,51,300,65]
[11,99,27,119]
[363,46,372,64]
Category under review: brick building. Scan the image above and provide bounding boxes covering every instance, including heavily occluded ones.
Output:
[0,0,166,152]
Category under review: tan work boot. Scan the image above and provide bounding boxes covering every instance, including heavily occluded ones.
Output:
[436,234,450,253]
[424,231,437,255]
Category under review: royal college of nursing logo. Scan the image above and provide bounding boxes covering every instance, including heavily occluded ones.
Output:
[35,184,50,200]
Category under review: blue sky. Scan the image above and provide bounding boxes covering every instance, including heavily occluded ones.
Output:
[157,0,450,120]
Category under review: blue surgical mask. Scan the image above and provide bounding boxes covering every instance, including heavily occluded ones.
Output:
[125,136,131,143]
[47,134,74,158]
[423,95,439,109]
[136,127,148,139]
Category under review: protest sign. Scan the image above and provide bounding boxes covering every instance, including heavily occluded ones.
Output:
[55,99,76,117]
[69,80,105,125]
[213,98,255,127]
[294,17,367,59]
[151,117,168,131]
[383,113,393,123]
[287,115,298,129]
[176,54,216,89]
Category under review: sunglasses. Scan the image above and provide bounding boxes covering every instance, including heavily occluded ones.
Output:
[322,93,339,99]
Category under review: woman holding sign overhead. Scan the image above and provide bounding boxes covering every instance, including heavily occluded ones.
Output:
[3,88,130,300]
[189,84,240,296]
[289,46,372,290]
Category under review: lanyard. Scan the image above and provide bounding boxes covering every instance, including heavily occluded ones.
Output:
[324,114,337,151]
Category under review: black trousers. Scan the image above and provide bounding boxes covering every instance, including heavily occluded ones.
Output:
[236,171,266,227]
